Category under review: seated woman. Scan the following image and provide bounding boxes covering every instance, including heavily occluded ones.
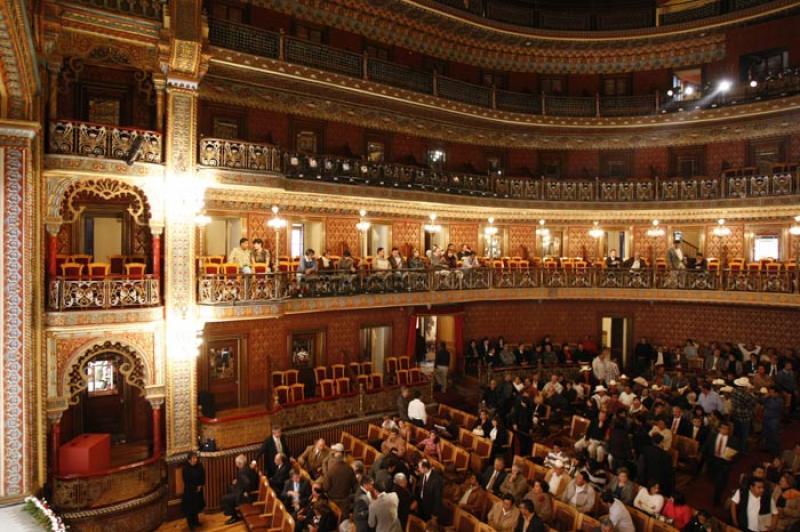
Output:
[523,480,553,523]
[488,417,508,458]
[661,491,692,530]
[417,433,442,462]
[633,481,665,516]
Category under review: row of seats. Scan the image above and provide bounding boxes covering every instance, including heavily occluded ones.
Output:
[368,424,471,474]
[59,261,148,279]
[239,474,296,532]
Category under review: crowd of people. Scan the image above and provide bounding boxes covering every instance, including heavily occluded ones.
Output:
[183,335,800,532]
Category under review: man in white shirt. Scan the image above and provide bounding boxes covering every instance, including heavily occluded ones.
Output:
[592,350,611,383]
[542,374,563,398]
[563,471,596,514]
[649,419,672,451]
[602,491,635,532]
[367,487,402,532]
[730,478,777,531]
[407,390,427,427]
[543,444,569,469]
[228,238,253,273]
[619,384,636,407]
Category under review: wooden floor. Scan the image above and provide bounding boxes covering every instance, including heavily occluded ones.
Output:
[157,512,247,532]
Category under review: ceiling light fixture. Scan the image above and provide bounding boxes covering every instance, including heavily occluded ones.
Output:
[646,220,665,237]
[356,209,371,232]
[588,221,604,239]
[789,215,800,236]
[484,217,498,237]
[712,218,731,237]
[423,213,441,234]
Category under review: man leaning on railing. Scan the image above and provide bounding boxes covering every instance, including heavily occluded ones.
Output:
[296,249,318,297]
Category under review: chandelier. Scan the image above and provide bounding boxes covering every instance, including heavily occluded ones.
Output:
[790,216,800,236]
[646,220,665,237]
[355,209,371,232]
[712,218,731,237]
[588,221,604,239]
[423,213,442,234]
[535,219,550,238]
[484,217,498,237]
[267,205,287,230]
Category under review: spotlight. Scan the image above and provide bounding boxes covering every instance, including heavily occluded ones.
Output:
[666,89,674,97]
[750,80,758,88]
[717,80,732,92]
[684,86,695,96]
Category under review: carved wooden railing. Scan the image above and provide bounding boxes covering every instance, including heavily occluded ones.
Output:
[198,138,282,172]
[53,457,163,511]
[197,267,799,305]
[208,17,800,118]
[48,277,161,311]
[281,153,798,202]
[48,120,162,163]
[71,0,164,20]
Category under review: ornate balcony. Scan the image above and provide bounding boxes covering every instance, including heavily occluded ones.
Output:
[207,17,800,119]
[48,277,160,311]
[196,268,798,306]
[198,137,281,172]
[282,153,798,203]
[48,120,162,163]
[69,0,164,20]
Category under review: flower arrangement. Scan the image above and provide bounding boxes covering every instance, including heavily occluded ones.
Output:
[23,496,67,531]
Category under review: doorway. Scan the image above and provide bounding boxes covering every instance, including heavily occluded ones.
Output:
[411,315,457,369]
[360,325,392,375]
[601,316,630,368]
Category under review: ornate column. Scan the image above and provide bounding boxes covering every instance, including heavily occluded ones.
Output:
[150,223,163,279]
[47,60,62,123]
[46,221,61,278]
[146,386,165,458]
[153,74,166,134]
[48,412,62,483]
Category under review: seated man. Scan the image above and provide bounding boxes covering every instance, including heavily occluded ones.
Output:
[269,453,291,492]
[221,454,253,525]
[381,427,406,456]
[544,460,569,499]
[488,494,521,532]
[562,471,596,514]
[499,464,529,503]
[296,438,329,480]
[281,468,311,513]
[453,473,488,517]
[228,237,252,274]
[480,457,508,495]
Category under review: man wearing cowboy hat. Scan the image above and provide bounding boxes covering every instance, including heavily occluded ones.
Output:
[731,377,757,453]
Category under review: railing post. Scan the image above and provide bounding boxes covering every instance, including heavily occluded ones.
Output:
[654,90,660,113]
[491,84,497,109]
[362,51,369,81]
[279,29,286,61]
[541,93,546,115]
[595,93,601,117]
[432,69,438,97]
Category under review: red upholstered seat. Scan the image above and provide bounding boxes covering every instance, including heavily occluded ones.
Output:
[289,383,304,403]
[319,379,335,398]
[285,369,299,386]
[271,371,285,388]
[335,377,350,395]
[331,364,346,380]
[274,385,289,405]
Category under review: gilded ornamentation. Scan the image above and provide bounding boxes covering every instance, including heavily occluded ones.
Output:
[48,278,161,311]
[45,306,164,328]
[53,459,162,511]
[448,223,479,251]
[64,340,149,405]
[325,217,360,256]
[705,223,745,260]
[58,177,151,226]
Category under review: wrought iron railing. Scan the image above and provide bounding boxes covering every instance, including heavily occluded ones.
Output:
[198,138,282,172]
[281,152,798,202]
[196,267,799,305]
[48,120,162,163]
[207,17,800,119]
[48,277,161,311]
[70,0,164,20]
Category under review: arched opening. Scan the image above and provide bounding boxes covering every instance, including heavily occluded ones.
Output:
[55,341,161,474]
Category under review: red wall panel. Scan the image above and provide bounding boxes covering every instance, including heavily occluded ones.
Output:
[567,150,599,178]
[325,122,364,156]
[634,147,669,178]
[707,140,746,177]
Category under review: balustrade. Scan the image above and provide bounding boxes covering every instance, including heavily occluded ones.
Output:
[48,120,162,163]
[196,267,799,305]
[71,0,163,20]
[285,37,362,77]
[48,277,160,311]
[198,138,281,172]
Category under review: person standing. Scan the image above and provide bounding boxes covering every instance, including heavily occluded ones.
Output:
[353,476,374,532]
[434,342,451,393]
[396,387,410,421]
[257,426,291,477]
[368,486,402,532]
[181,451,206,530]
[413,459,443,520]
[761,386,783,457]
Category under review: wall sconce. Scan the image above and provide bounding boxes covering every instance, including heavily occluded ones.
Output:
[789,215,800,236]
[712,218,731,237]
[588,221,604,239]
[484,217,498,237]
[646,220,665,237]
[424,213,442,234]
[355,209,371,232]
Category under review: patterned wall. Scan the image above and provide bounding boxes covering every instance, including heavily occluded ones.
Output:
[704,223,745,261]
[325,216,360,255]
[508,225,536,258]
[448,223,478,251]
[205,307,410,404]
[632,225,668,262]
[566,226,600,260]
[463,300,800,350]
[247,212,288,256]
[392,221,421,256]
[707,141,746,177]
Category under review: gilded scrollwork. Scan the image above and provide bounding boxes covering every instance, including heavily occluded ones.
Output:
[58,178,151,226]
[64,340,149,405]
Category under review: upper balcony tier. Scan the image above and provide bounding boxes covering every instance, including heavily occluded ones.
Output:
[48,120,163,164]
[207,17,800,120]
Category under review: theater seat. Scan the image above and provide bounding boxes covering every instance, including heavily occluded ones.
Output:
[284,369,299,386]
[319,379,335,398]
[274,386,289,405]
[335,377,350,395]
[369,373,383,390]
[289,383,304,403]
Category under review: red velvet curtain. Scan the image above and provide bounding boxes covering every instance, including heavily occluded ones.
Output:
[406,315,418,358]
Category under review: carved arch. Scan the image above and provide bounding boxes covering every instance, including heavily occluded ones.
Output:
[63,339,151,406]
[57,178,152,226]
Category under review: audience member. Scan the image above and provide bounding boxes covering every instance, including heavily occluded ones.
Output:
[488,494,520,532]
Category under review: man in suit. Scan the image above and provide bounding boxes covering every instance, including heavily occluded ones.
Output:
[702,422,739,506]
[353,476,374,532]
[258,427,291,477]
[669,406,692,437]
[515,499,545,532]
[323,453,358,515]
[705,348,724,372]
[480,457,508,495]
[500,464,530,503]
[269,453,291,492]
[296,438,329,479]
[413,459,443,520]
[391,473,412,529]
[221,454,253,525]
[636,434,673,497]
[634,338,654,373]
[454,473,488,517]
[488,494,521,532]
[689,416,709,446]
[367,484,402,532]
[281,468,311,512]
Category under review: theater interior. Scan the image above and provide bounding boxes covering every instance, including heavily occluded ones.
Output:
[2,0,800,530]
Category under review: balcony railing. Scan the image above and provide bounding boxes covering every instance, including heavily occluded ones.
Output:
[430,0,772,31]
[282,153,798,203]
[70,0,164,20]
[48,277,161,311]
[207,17,800,119]
[48,120,162,163]
[197,267,799,305]
[198,138,282,172]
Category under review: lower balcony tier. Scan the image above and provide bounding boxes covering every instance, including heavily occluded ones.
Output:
[48,277,160,311]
